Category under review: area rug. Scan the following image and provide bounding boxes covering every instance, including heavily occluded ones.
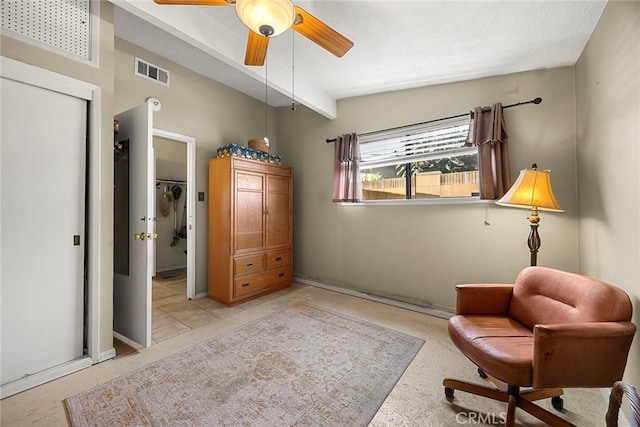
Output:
[64,303,424,426]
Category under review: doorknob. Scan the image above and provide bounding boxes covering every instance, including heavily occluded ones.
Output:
[134,232,146,240]
[147,233,158,240]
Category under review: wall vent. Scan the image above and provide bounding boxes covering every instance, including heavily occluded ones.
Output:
[134,57,170,86]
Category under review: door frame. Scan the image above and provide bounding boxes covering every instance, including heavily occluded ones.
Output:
[0,56,100,397]
[153,129,197,300]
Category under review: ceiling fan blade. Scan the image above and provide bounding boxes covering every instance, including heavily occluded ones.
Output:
[153,0,230,5]
[244,30,269,66]
[293,6,354,58]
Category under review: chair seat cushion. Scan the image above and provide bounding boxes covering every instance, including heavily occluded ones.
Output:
[448,315,533,386]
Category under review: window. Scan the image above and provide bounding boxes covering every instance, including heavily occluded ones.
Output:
[358,116,478,201]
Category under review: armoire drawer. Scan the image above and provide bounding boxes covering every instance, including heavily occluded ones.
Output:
[270,265,292,285]
[234,273,271,298]
[234,254,265,276]
[266,249,291,270]
[233,266,292,298]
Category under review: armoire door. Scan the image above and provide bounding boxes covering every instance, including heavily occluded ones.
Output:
[266,174,292,248]
[1,77,86,387]
[234,170,266,254]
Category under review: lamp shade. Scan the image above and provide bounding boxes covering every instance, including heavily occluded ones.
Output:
[496,168,564,212]
[236,0,295,37]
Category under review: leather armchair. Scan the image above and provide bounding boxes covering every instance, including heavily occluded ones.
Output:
[443,266,636,427]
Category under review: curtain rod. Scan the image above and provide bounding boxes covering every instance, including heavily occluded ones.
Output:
[325,97,542,143]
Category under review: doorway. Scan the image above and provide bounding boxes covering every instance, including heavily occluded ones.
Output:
[153,129,196,301]
[113,102,196,348]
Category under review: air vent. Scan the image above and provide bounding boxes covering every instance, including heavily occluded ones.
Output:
[134,57,170,86]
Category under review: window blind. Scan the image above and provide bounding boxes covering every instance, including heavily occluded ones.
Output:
[359,116,472,169]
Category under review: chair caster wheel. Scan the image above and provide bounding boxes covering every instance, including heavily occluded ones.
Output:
[445,387,455,400]
[551,396,564,411]
[478,368,488,379]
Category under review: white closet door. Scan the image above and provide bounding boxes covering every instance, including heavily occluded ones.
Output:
[1,77,86,385]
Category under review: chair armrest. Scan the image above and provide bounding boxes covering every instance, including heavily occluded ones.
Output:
[605,381,640,427]
[532,322,637,389]
[455,284,514,315]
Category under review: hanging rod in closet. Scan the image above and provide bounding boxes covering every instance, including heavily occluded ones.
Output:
[325,97,542,143]
[156,179,187,185]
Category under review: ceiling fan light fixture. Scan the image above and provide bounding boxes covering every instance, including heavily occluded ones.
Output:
[236,0,295,37]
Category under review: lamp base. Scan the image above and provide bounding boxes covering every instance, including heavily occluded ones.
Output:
[527,207,541,267]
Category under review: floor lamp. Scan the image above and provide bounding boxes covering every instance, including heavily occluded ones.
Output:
[496,164,563,266]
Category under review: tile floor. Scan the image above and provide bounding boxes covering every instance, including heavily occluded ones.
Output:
[112,272,306,360]
[151,269,304,344]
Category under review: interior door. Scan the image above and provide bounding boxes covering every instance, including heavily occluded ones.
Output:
[113,103,154,347]
[1,77,86,385]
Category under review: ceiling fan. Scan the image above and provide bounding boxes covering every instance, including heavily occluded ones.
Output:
[153,0,354,66]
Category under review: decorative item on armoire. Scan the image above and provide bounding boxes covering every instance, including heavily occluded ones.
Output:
[248,138,269,153]
[216,143,281,164]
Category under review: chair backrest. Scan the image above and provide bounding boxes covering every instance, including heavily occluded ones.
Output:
[509,266,633,329]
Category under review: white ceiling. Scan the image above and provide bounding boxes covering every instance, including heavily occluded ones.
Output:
[113,0,606,119]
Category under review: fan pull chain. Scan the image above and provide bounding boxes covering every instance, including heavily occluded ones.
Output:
[264,57,269,145]
[291,31,296,111]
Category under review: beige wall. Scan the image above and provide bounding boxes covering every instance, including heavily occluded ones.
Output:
[277,67,578,309]
[114,38,279,296]
[575,0,640,388]
[155,137,188,271]
[0,2,116,355]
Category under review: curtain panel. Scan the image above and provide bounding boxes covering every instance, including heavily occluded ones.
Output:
[465,103,511,200]
[332,133,360,203]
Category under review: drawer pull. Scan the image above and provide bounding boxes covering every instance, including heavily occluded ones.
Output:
[278,273,285,278]
[242,282,250,287]
[275,257,282,261]
[246,263,254,267]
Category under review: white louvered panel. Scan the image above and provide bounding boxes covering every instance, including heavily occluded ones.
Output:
[1,0,91,59]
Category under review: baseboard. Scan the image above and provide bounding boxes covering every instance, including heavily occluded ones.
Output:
[113,332,145,351]
[98,348,116,363]
[194,292,209,299]
[0,357,92,399]
[294,276,454,319]
[155,264,187,273]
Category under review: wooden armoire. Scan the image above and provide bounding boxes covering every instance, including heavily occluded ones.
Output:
[208,156,293,306]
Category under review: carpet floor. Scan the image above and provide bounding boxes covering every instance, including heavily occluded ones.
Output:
[64,302,424,426]
[1,285,613,426]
